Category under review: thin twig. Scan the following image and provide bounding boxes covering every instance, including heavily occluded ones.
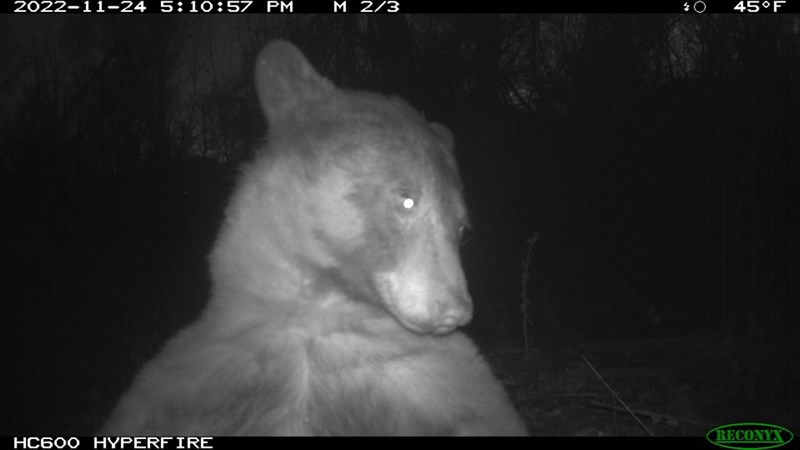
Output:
[520,232,539,358]
[581,355,654,436]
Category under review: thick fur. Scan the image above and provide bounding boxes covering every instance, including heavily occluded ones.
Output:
[100,41,527,436]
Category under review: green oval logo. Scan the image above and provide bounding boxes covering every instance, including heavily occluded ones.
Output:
[706,422,794,450]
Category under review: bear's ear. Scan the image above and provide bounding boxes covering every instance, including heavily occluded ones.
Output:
[254,40,334,122]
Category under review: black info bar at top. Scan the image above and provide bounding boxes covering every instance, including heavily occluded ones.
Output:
[7,0,800,14]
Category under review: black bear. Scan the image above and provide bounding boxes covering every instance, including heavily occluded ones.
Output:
[100,40,527,436]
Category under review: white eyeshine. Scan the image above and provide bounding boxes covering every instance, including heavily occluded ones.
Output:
[402,198,415,209]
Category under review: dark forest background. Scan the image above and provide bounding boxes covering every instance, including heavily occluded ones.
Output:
[1,14,798,436]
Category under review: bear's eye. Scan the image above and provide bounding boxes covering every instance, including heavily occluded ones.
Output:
[394,188,419,212]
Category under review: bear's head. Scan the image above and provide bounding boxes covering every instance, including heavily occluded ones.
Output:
[211,41,473,335]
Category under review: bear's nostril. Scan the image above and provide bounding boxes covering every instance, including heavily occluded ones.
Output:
[438,299,473,330]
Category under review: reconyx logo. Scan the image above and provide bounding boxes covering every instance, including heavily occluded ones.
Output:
[706,423,794,450]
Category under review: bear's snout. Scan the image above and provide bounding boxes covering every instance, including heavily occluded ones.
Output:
[430,292,473,334]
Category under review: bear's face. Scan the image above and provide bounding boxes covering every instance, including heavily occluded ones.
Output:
[214,41,473,335]
[306,123,473,335]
